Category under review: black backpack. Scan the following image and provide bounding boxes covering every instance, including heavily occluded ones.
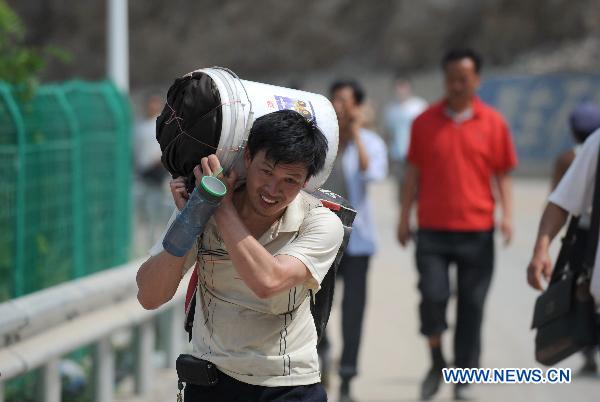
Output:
[183,189,356,345]
[306,189,356,344]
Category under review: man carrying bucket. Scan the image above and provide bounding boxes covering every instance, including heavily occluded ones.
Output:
[136,109,344,401]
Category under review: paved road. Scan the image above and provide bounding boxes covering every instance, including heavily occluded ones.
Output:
[325,177,599,402]
[121,178,600,402]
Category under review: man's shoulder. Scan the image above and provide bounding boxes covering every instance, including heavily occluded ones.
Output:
[413,101,444,126]
[475,98,507,123]
[297,192,343,227]
[583,128,600,151]
[568,129,600,170]
[298,191,324,211]
[407,96,428,110]
[359,128,386,146]
[297,192,337,217]
[135,118,155,132]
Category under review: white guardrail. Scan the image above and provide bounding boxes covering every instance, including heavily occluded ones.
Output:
[0,258,188,402]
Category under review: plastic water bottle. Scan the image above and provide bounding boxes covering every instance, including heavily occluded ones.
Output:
[163,175,227,257]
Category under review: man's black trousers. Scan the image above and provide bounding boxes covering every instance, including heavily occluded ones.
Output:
[184,369,327,402]
[318,254,371,381]
[416,229,494,369]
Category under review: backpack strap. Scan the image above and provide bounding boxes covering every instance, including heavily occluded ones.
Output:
[184,263,198,341]
[184,236,203,342]
[550,216,580,283]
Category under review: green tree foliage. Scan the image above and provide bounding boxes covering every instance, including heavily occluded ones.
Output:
[0,1,69,96]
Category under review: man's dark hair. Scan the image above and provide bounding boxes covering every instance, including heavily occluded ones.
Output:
[247,109,328,179]
[441,48,483,74]
[394,71,412,84]
[329,80,365,105]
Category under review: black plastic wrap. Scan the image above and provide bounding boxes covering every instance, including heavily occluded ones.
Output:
[156,71,223,193]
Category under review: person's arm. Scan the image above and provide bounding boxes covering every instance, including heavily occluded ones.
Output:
[528,131,600,291]
[350,107,370,172]
[550,150,576,191]
[202,155,341,299]
[495,172,513,245]
[136,178,195,310]
[214,203,313,299]
[353,130,370,172]
[136,251,189,309]
[527,202,569,291]
[397,162,419,246]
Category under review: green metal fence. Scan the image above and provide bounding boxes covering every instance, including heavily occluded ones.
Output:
[0,80,132,301]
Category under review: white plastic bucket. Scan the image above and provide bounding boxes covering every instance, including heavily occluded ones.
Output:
[188,67,339,191]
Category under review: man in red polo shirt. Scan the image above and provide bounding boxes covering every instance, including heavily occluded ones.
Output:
[397,49,517,400]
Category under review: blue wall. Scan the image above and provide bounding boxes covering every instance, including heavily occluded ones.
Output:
[479,73,600,171]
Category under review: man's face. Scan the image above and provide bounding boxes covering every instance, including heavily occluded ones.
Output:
[395,80,412,101]
[243,150,309,219]
[331,86,358,126]
[444,58,480,105]
[147,96,163,118]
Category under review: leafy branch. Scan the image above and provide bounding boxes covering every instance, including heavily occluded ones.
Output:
[0,1,70,97]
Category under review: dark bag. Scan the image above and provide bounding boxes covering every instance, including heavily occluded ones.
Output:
[531,219,598,365]
[531,147,600,365]
[308,189,356,345]
[176,354,218,387]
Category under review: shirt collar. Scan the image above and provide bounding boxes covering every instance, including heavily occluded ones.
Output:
[275,192,307,233]
[221,184,307,243]
[442,96,483,122]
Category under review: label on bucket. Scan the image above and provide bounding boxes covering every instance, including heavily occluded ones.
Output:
[265,95,317,124]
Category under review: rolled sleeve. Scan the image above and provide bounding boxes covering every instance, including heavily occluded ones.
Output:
[548,130,600,216]
[275,207,344,291]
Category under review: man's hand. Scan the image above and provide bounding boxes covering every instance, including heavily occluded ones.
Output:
[349,105,365,138]
[169,177,189,211]
[192,154,237,208]
[527,247,553,291]
[526,202,568,292]
[494,173,513,246]
[397,218,411,247]
[500,216,513,246]
[193,154,222,184]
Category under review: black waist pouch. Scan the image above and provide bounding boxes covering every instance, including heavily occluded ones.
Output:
[176,354,219,387]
